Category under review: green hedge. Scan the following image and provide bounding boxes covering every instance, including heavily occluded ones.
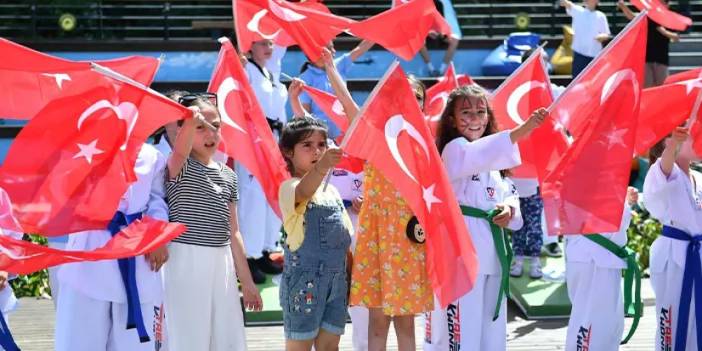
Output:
[626,207,661,275]
[9,235,51,298]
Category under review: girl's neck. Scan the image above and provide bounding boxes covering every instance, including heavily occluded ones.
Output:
[191,153,215,167]
[252,57,268,69]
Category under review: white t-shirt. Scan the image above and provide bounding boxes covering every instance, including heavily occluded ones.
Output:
[567,4,611,58]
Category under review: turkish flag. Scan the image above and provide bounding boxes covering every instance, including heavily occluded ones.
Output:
[0,38,160,120]
[208,37,290,218]
[490,48,566,180]
[348,0,445,60]
[236,0,354,62]
[0,69,190,236]
[635,78,702,155]
[541,15,647,235]
[390,0,452,38]
[0,217,185,275]
[456,74,474,87]
[341,62,478,306]
[301,85,350,132]
[631,0,691,31]
[424,63,459,136]
[664,67,702,85]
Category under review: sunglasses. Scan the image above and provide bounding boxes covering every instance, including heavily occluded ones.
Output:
[178,92,218,107]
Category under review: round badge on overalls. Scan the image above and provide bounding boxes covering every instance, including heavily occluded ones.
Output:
[406,216,426,244]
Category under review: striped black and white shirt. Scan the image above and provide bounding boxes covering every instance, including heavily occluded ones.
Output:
[166,158,238,247]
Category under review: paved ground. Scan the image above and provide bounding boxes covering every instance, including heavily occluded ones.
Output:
[10,279,659,350]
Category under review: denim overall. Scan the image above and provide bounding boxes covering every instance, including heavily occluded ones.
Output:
[280,200,351,340]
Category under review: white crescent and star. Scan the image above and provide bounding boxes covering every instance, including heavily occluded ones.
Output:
[506,80,547,125]
[676,78,702,95]
[331,99,345,116]
[77,100,139,152]
[247,9,282,40]
[73,139,104,164]
[384,115,442,212]
[268,0,307,22]
[601,69,640,107]
[216,77,248,134]
[427,92,449,122]
[603,127,628,150]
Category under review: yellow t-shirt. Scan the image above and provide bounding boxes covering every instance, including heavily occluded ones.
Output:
[279,177,354,251]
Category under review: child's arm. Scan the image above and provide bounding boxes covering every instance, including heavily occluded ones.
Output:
[658,26,680,42]
[167,107,200,180]
[560,0,574,10]
[509,107,548,143]
[295,148,343,203]
[229,202,263,311]
[349,40,374,62]
[660,127,688,177]
[321,48,360,121]
[145,148,170,272]
[288,78,309,118]
[617,0,636,20]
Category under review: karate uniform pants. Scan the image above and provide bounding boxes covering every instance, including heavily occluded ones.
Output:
[54,286,156,351]
[424,274,506,351]
[164,243,246,351]
[565,261,623,351]
[651,260,698,351]
[349,306,368,351]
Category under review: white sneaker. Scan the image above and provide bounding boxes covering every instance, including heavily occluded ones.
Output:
[510,257,524,277]
[529,257,543,279]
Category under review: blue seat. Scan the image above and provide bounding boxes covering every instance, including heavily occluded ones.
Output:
[481,32,541,76]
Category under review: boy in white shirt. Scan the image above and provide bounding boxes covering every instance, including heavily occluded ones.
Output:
[560,0,611,77]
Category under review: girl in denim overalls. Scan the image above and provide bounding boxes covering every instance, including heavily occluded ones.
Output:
[278,117,353,351]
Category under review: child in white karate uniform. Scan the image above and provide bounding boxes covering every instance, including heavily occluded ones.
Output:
[55,143,170,351]
[425,84,546,351]
[644,126,702,351]
[565,187,638,351]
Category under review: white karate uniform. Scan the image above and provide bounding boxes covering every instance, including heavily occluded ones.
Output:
[564,206,632,351]
[237,61,288,258]
[330,168,367,351]
[643,160,702,351]
[0,230,22,332]
[55,144,168,351]
[425,131,523,351]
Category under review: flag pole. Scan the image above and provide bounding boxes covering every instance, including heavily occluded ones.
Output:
[546,10,648,113]
[90,62,218,132]
[322,60,402,191]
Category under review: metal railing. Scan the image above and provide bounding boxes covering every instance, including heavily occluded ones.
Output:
[0,1,699,41]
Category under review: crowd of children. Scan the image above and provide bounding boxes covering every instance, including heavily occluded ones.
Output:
[0,1,697,351]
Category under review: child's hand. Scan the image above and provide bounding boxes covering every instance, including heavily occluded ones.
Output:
[351,195,363,213]
[525,108,548,131]
[669,127,689,146]
[242,281,263,311]
[492,203,513,228]
[288,78,305,99]
[239,52,248,67]
[617,0,625,8]
[317,148,344,172]
[145,245,169,272]
[626,186,639,207]
[0,271,7,291]
[320,48,335,69]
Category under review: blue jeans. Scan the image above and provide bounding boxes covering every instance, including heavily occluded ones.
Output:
[280,201,351,340]
[572,51,594,79]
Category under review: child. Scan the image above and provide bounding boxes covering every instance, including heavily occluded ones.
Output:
[414,0,461,76]
[510,177,544,279]
[164,96,262,351]
[560,0,611,77]
[55,143,170,351]
[426,85,546,351]
[239,38,288,283]
[278,117,352,350]
[565,187,638,350]
[299,40,374,139]
[643,126,702,351]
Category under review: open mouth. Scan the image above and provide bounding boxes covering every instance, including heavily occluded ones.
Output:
[204,141,216,148]
[467,126,483,131]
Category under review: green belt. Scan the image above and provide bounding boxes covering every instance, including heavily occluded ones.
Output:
[460,205,512,321]
[583,234,642,344]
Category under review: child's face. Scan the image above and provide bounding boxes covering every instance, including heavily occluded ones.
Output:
[251,39,273,63]
[585,0,598,9]
[452,96,489,142]
[288,131,328,176]
[190,106,222,160]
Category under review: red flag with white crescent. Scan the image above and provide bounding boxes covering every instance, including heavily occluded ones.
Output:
[424,63,458,137]
[0,38,160,120]
[541,14,648,235]
[341,62,478,306]
[630,0,691,31]
[208,37,290,218]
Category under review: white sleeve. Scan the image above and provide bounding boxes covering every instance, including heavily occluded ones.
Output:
[145,148,169,221]
[1,229,22,241]
[503,178,524,231]
[643,159,683,220]
[441,131,521,181]
[567,3,584,17]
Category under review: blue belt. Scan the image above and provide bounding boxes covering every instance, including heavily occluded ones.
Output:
[661,225,702,351]
[0,306,20,350]
[108,211,150,343]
